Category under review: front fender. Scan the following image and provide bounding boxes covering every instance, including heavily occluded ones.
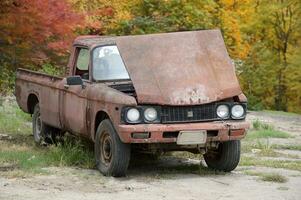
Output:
[87,83,137,141]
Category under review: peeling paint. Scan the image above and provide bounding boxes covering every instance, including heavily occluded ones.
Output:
[171,84,210,104]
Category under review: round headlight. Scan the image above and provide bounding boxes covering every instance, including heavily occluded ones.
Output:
[126,108,140,122]
[216,105,229,119]
[231,105,245,118]
[144,107,158,122]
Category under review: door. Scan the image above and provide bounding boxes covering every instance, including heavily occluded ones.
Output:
[61,47,90,135]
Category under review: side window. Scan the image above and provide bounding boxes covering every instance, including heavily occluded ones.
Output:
[75,48,89,80]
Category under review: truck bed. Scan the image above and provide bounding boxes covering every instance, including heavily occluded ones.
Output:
[15,68,64,129]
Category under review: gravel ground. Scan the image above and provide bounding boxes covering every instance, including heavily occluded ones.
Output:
[0,111,301,200]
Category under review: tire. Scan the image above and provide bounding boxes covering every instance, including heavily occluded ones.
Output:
[95,119,131,177]
[203,140,241,172]
[32,104,61,145]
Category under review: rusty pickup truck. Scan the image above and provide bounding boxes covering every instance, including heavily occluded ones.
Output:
[15,30,249,177]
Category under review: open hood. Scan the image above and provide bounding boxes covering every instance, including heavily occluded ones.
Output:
[116,30,243,106]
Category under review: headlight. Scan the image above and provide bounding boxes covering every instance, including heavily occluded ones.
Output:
[126,108,140,122]
[231,105,245,118]
[144,107,158,122]
[216,105,229,119]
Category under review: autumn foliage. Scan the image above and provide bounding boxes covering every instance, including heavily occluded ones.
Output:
[0,0,83,64]
[0,0,300,113]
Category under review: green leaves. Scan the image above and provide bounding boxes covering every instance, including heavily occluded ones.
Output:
[112,0,216,35]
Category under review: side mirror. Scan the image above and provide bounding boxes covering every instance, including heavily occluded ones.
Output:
[65,76,85,89]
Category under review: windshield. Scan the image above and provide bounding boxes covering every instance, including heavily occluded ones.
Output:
[92,45,130,81]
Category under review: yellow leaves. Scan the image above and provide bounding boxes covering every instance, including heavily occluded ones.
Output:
[70,0,138,33]
[221,0,256,59]
[217,1,252,59]
[220,0,236,7]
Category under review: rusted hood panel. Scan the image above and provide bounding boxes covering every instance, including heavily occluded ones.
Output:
[116,30,242,105]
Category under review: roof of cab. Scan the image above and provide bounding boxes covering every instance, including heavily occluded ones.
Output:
[73,35,116,47]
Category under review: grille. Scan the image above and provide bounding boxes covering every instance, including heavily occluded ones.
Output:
[161,103,218,123]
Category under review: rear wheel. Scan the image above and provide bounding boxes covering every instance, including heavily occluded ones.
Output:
[95,119,131,177]
[203,140,241,172]
[32,104,62,145]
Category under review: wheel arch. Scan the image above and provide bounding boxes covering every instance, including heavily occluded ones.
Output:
[27,93,39,114]
[94,110,110,140]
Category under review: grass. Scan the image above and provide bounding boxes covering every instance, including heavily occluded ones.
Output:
[277,186,289,190]
[49,137,95,168]
[242,140,300,159]
[261,173,288,183]
[244,171,288,183]
[258,149,299,159]
[242,140,301,153]
[246,119,291,140]
[246,130,291,139]
[271,144,301,151]
[0,136,95,177]
[0,97,95,177]
[242,120,299,159]
[0,98,32,135]
[0,135,95,176]
[252,119,274,130]
[257,148,282,157]
[240,156,301,171]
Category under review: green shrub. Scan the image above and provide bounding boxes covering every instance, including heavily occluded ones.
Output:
[39,63,65,77]
[252,119,274,130]
[47,135,95,169]
[261,173,288,183]
[252,119,261,130]
[0,63,15,95]
[246,95,264,111]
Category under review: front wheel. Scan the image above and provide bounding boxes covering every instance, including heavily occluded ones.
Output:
[203,140,241,172]
[95,119,131,177]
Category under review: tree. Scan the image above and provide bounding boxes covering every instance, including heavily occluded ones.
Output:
[0,0,83,69]
[238,0,301,112]
[70,0,135,34]
[109,0,218,36]
[0,0,300,112]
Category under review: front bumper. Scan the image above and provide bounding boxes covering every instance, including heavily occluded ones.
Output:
[117,120,250,143]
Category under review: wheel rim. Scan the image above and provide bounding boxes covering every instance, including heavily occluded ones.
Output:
[100,132,113,166]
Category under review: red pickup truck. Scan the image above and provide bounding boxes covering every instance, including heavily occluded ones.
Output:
[16,30,249,177]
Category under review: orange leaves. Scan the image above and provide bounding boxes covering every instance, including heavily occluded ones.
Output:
[0,0,84,64]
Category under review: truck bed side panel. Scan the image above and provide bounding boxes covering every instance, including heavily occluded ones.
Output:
[15,69,63,128]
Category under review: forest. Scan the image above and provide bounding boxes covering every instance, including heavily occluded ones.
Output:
[0,0,300,113]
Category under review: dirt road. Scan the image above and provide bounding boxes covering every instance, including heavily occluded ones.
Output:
[1,111,301,200]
